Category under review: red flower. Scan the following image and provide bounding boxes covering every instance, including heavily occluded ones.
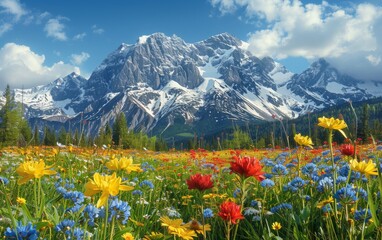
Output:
[218,201,244,224]
[340,144,355,156]
[230,156,265,181]
[186,174,213,191]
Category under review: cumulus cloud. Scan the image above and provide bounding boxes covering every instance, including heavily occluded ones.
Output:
[0,0,26,21]
[0,43,80,90]
[44,18,68,41]
[70,52,90,65]
[210,0,382,81]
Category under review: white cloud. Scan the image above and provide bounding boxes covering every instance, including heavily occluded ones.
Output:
[73,32,86,40]
[44,18,67,41]
[211,0,382,81]
[0,43,80,90]
[0,0,26,21]
[0,22,12,36]
[70,52,90,65]
[92,24,104,34]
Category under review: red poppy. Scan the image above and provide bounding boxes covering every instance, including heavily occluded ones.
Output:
[230,156,265,181]
[186,174,214,191]
[340,144,355,156]
[218,201,244,224]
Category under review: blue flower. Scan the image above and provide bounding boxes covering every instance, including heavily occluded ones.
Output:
[357,187,368,200]
[165,207,181,218]
[233,188,241,198]
[108,199,131,224]
[285,163,296,169]
[55,219,75,235]
[250,200,258,207]
[203,208,214,218]
[334,185,357,204]
[260,179,275,188]
[244,207,259,216]
[272,164,288,175]
[82,204,100,227]
[354,209,372,223]
[140,180,154,189]
[284,177,306,192]
[132,190,143,196]
[317,177,333,192]
[301,163,318,176]
[4,222,39,240]
[0,176,9,185]
[270,203,292,213]
[336,176,347,184]
[73,228,84,240]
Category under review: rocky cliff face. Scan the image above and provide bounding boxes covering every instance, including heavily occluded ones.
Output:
[6,33,380,138]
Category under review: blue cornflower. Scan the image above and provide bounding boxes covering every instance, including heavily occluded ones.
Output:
[140,180,154,189]
[270,203,292,213]
[301,163,318,176]
[141,162,155,172]
[56,186,67,195]
[284,177,306,192]
[317,177,333,192]
[272,164,289,175]
[354,209,372,223]
[260,179,275,188]
[261,158,275,167]
[82,204,100,227]
[108,199,131,224]
[4,221,39,240]
[55,219,75,235]
[0,176,9,185]
[132,190,143,196]
[203,208,214,218]
[338,164,350,177]
[334,185,357,204]
[304,195,311,201]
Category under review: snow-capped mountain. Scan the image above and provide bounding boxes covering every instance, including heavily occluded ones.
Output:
[5,33,381,137]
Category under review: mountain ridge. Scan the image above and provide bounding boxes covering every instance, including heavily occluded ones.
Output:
[1,32,381,138]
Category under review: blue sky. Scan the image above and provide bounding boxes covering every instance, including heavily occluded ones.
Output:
[1,0,382,90]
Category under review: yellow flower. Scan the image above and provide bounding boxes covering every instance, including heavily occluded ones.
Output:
[294,133,313,148]
[84,172,134,207]
[16,160,57,185]
[106,157,142,173]
[350,159,378,177]
[16,197,26,205]
[121,232,134,240]
[160,216,198,240]
[317,197,334,209]
[143,232,164,240]
[318,117,347,138]
[272,222,282,230]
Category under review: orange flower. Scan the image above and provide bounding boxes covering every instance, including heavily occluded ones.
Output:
[186,174,213,191]
[218,201,244,224]
[230,156,264,181]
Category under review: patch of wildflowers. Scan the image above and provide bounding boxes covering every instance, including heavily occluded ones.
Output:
[55,219,75,236]
[108,198,131,224]
[4,222,39,240]
[317,177,333,193]
[284,177,306,192]
[334,185,357,204]
[272,164,288,175]
[270,203,292,213]
[82,204,99,227]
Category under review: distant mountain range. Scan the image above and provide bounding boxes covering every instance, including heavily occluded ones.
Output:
[1,32,381,138]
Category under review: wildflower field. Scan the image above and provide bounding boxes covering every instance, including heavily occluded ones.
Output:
[1,117,382,239]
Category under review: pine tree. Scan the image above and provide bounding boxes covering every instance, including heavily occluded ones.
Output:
[0,85,22,146]
[58,127,67,145]
[112,112,129,148]
[33,124,40,146]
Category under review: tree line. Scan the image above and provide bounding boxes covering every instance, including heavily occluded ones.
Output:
[0,85,167,151]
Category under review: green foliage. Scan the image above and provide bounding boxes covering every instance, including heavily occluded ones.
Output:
[0,85,32,147]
